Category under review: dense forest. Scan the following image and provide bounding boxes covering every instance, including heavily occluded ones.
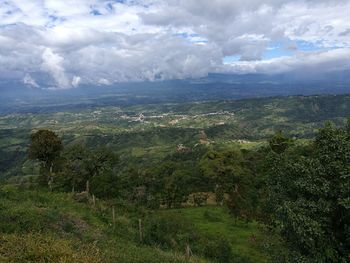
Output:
[1,95,350,262]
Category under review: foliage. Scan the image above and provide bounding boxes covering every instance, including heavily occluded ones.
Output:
[4,95,350,262]
[201,236,234,263]
[266,122,350,262]
[199,150,257,219]
[27,129,63,187]
[269,130,290,154]
[28,129,63,167]
[153,161,194,208]
[4,94,350,181]
[144,212,198,249]
[54,144,118,194]
[193,193,209,206]
[163,207,268,263]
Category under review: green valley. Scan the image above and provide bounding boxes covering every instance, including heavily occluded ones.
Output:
[1,94,350,263]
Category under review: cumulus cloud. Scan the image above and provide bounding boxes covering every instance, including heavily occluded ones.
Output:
[23,73,39,88]
[41,48,70,88]
[72,76,81,87]
[224,48,350,75]
[0,0,349,88]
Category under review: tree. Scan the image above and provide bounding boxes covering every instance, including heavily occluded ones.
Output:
[56,145,118,194]
[266,122,350,262]
[57,144,90,192]
[269,130,290,154]
[200,150,256,218]
[28,129,63,187]
[151,161,193,208]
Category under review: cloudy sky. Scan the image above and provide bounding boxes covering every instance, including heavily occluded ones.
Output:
[1,0,350,89]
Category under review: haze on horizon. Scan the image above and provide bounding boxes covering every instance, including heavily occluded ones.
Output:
[1,0,350,89]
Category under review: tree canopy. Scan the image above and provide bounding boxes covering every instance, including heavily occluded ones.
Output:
[28,129,63,168]
[266,122,350,262]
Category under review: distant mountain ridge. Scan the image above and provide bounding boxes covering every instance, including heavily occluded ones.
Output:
[1,73,350,114]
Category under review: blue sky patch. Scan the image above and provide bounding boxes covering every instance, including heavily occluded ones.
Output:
[90,7,102,16]
[223,55,241,63]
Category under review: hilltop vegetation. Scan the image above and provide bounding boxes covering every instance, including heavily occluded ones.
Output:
[2,94,350,179]
[1,94,350,262]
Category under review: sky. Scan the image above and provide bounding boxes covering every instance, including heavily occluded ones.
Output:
[1,0,350,89]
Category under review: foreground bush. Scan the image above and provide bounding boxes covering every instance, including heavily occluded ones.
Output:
[144,212,198,250]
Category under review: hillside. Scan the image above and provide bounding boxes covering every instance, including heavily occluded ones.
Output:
[1,94,349,262]
[2,94,350,179]
[0,185,270,262]
[2,1,350,262]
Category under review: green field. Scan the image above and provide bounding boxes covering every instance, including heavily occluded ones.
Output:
[0,185,270,262]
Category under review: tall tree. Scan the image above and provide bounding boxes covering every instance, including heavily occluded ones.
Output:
[200,150,255,218]
[28,129,63,188]
[58,145,118,194]
[154,160,192,208]
[269,130,290,154]
[266,122,350,262]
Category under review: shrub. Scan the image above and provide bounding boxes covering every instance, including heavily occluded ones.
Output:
[193,193,208,207]
[200,236,233,263]
[144,212,198,250]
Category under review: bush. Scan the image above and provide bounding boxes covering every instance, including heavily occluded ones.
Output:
[200,236,233,263]
[192,193,208,207]
[144,212,198,250]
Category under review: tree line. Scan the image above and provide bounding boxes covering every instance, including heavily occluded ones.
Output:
[27,121,350,263]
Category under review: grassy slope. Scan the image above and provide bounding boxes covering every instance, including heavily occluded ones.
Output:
[160,207,269,263]
[0,185,207,263]
[0,185,270,262]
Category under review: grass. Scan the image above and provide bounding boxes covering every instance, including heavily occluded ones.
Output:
[159,206,269,263]
[0,233,101,263]
[0,185,209,263]
[0,185,273,262]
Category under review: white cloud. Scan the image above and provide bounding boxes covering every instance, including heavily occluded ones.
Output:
[23,73,39,88]
[0,0,349,88]
[41,48,70,88]
[224,48,350,75]
[72,75,81,87]
[98,78,111,85]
